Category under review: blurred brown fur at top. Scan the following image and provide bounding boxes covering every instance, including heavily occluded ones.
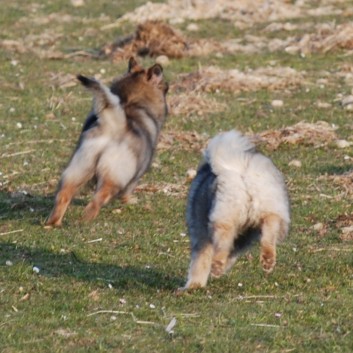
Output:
[101,21,187,61]
[46,57,169,227]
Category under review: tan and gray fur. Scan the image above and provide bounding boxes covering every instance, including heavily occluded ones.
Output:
[46,57,168,226]
[182,130,290,289]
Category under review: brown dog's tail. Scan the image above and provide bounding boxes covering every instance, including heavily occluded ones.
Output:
[77,74,122,116]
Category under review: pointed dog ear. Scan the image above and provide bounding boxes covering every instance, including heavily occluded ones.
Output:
[128,57,139,73]
[147,64,163,85]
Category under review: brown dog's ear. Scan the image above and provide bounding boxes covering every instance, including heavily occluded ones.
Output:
[147,64,164,85]
[128,57,139,73]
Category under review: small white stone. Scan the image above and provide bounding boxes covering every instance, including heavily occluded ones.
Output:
[341,95,353,106]
[32,266,40,273]
[313,222,324,231]
[71,0,85,7]
[238,283,243,287]
[16,122,22,129]
[335,139,352,149]
[186,23,199,31]
[285,46,300,55]
[271,100,284,108]
[316,101,331,109]
[288,160,302,168]
[6,260,13,266]
[155,55,170,67]
[186,168,197,181]
[149,304,156,309]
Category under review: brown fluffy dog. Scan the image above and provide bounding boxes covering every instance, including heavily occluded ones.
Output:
[46,58,168,226]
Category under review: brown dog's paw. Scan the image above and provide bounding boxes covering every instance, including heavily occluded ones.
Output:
[45,216,62,228]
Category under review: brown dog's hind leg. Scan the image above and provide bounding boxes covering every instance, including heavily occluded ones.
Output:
[46,182,78,227]
[82,180,119,221]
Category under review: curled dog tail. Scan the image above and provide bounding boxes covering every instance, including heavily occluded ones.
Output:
[204,130,256,175]
[77,74,121,113]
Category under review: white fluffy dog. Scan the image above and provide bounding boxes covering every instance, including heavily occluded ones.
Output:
[183,130,290,289]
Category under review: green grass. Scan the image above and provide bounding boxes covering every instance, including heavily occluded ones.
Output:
[1,0,353,352]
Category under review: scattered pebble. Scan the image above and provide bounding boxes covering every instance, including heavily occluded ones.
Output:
[180,232,186,237]
[238,283,243,287]
[186,23,199,31]
[16,122,22,129]
[288,159,302,168]
[341,95,353,108]
[316,101,332,109]
[156,55,170,67]
[186,168,197,181]
[149,304,156,309]
[271,99,284,108]
[32,266,40,273]
[6,260,13,266]
[275,313,282,318]
[70,0,85,7]
[313,222,324,231]
[335,139,352,148]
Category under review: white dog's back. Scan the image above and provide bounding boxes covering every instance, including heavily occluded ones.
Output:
[205,130,290,225]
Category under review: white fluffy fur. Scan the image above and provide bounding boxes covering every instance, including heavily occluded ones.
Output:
[206,130,290,227]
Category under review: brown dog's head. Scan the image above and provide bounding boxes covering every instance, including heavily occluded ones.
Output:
[110,57,169,119]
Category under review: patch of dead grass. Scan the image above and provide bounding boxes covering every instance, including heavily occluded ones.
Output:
[168,92,227,118]
[107,0,310,28]
[257,121,338,150]
[174,66,305,93]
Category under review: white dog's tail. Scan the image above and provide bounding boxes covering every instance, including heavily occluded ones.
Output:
[205,130,255,175]
[77,75,126,129]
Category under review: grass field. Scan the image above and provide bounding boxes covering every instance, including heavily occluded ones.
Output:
[1,0,352,352]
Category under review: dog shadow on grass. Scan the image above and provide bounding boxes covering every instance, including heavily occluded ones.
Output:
[0,191,87,224]
[0,242,183,290]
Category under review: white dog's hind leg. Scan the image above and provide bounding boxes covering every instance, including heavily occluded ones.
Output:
[260,213,287,273]
[183,242,214,289]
